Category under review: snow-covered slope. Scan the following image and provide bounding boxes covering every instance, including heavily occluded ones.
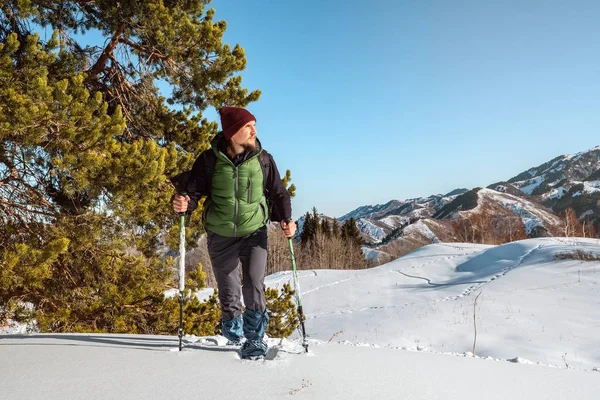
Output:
[474,188,564,235]
[3,238,600,400]
[2,333,599,400]
[431,187,564,237]
[267,238,600,370]
[402,219,441,243]
[355,218,386,242]
[379,214,410,229]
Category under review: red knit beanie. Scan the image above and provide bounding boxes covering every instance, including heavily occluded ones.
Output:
[219,107,256,140]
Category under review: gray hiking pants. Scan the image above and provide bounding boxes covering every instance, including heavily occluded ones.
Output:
[206,226,268,321]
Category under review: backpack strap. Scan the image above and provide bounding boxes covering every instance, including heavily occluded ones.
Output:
[258,151,271,193]
[204,149,217,193]
[258,150,275,221]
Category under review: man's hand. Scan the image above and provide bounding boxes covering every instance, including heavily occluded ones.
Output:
[281,220,297,238]
[173,194,190,214]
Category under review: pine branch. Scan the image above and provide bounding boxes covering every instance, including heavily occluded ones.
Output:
[87,22,126,78]
[0,197,57,218]
[118,37,172,63]
[0,4,26,44]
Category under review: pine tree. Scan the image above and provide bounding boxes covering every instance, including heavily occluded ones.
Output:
[332,218,341,238]
[300,211,314,247]
[281,169,296,197]
[300,207,321,248]
[340,217,365,269]
[341,217,362,246]
[0,2,259,333]
[320,219,331,238]
[265,283,299,338]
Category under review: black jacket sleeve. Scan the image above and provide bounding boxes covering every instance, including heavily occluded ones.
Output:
[265,153,292,222]
[184,150,215,213]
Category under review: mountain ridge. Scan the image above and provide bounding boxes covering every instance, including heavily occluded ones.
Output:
[297,145,600,263]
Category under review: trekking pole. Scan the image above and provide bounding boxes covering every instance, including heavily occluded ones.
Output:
[177,193,188,352]
[287,238,309,353]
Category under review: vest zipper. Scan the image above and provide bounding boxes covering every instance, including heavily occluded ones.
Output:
[260,202,266,220]
[234,167,239,237]
[247,179,252,203]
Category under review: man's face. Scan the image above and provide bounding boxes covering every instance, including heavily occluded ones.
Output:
[230,120,257,151]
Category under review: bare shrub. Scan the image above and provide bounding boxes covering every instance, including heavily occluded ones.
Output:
[555,250,600,261]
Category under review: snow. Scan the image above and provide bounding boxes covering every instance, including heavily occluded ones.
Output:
[580,210,595,219]
[572,181,600,197]
[3,237,600,399]
[379,214,408,229]
[519,175,545,195]
[543,186,567,200]
[0,318,32,334]
[3,333,599,400]
[272,238,600,371]
[403,219,440,243]
[479,188,562,234]
[410,206,432,218]
[356,218,386,242]
[1,303,37,334]
[362,247,387,262]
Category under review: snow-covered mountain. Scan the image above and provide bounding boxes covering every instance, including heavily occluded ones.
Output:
[344,183,564,252]
[339,190,468,225]
[331,191,467,246]
[296,145,600,263]
[434,188,564,236]
[492,146,600,195]
[338,199,407,222]
[489,145,600,223]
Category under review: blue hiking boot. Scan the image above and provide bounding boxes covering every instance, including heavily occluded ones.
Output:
[225,338,244,347]
[241,339,268,360]
[221,315,243,344]
[241,309,270,359]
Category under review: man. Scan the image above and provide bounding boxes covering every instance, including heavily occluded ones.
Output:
[172,106,296,359]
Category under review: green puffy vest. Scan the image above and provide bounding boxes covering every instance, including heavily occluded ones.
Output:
[203,148,269,237]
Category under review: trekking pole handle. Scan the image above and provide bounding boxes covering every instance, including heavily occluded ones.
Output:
[282,219,295,239]
[177,191,189,217]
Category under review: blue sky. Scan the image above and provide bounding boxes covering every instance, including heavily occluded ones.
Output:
[64,1,600,219]
[207,0,600,219]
